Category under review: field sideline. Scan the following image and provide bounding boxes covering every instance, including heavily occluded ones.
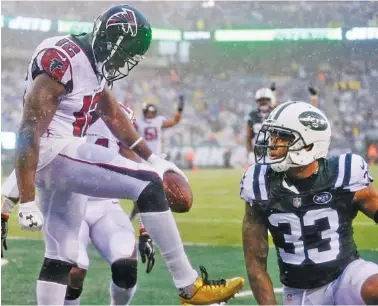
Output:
[2,166,378,304]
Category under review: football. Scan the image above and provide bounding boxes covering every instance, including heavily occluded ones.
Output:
[163,171,193,213]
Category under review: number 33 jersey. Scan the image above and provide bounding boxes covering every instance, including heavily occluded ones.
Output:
[24,35,106,169]
[240,153,374,289]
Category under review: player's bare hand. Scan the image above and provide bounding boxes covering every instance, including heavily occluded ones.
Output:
[18,201,43,231]
[178,94,185,112]
[139,232,155,273]
[308,86,318,96]
[147,154,188,182]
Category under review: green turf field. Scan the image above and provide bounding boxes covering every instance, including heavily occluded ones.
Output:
[2,167,378,305]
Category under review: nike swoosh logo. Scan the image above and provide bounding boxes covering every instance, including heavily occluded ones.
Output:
[282,179,300,194]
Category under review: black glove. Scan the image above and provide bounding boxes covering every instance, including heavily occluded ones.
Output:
[1,217,8,258]
[270,82,276,92]
[177,94,185,112]
[138,232,155,273]
[308,86,318,96]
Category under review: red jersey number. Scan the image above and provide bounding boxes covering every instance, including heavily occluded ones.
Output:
[55,38,80,58]
[144,127,158,141]
[73,93,101,137]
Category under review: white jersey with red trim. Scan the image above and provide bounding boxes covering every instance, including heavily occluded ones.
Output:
[136,115,166,155]
[25,35,106,170]
[86,104,137,152]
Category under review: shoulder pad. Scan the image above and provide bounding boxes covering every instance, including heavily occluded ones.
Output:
[333,153,373,192]
[240,164,270,204]
[32,48,73,93]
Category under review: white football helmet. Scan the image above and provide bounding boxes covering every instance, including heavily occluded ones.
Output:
[255,88,276,107]
[254,101,331,172]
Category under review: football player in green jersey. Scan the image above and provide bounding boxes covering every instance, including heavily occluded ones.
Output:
[240,101,378,305]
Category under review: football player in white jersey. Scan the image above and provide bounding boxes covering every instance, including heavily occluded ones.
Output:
[240,101,378,305]
[137,96,184,155]
[2,105,154,305]
[11,4,244,305]
[130,97,185,220]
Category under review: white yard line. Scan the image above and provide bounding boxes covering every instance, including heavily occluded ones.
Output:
[1,258,9,266]
[236,287,284,298]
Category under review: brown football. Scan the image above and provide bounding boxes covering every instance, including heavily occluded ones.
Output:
[163,171,193,213]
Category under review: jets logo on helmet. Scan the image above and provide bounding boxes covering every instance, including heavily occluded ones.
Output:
[106,8,137,37]
[299,111,328,131]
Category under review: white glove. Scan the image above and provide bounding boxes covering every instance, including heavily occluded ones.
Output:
[18,201,43,231]
[248,152,256,165]
[147,153,188,181]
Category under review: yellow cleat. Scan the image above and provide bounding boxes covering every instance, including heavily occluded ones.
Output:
[179,266,245,305]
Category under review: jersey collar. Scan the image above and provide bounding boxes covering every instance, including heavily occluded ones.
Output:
[69,34,98,76]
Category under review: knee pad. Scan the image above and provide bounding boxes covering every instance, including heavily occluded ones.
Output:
[136,181,169,213]
[111,258,138,289]
[65,286,83,300]
[38,258,73,285]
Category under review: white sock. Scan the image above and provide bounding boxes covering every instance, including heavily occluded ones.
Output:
[64,297,80,305]
[110,280,136,305]
[140,210,198,288]
[36,280,67,305]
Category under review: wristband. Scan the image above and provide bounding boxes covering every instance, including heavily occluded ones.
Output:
[2,198,16,217]
[129,137,143,150]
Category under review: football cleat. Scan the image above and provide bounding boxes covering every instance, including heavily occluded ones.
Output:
[179,266,245,305]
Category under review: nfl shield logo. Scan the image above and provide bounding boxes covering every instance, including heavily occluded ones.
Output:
[293,197,302,208]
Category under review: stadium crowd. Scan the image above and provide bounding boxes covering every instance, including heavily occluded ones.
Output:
[3,57,378,154]
[3,1,378,29]
[2,1,378,160]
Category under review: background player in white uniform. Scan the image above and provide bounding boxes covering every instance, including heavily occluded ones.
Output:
[136,95,184,155]
[241,101,378,305]
[130,97,185,219]
[12,4,244,305]
[1,106,155,306]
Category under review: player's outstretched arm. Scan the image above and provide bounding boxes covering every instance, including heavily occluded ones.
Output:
[97,88,187,180]
[162,95,184,128]
[242,203,277,305]
[353,184,378,224]
[16,74,64,203]
[97,87,153,160]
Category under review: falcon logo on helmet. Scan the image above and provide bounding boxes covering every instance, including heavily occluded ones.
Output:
[106,8,138,37]
[91,4,152,82]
